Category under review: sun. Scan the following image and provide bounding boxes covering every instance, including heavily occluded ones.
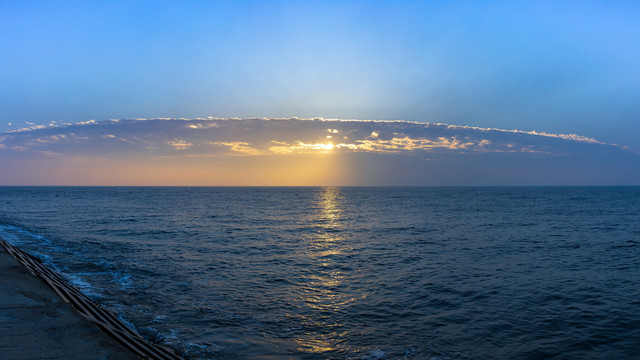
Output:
[320,143,335,151]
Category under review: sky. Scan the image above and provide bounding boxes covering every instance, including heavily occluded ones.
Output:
[1,1,639,185]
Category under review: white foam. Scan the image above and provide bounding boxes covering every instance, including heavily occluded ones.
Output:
[0,224,101,298]
[0,225,22,244]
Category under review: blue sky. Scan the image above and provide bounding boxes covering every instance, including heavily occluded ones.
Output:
[1,1,639,185]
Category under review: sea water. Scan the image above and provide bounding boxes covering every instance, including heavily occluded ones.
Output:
[0,187,638,359]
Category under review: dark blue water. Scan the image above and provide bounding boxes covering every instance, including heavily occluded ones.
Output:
[0,187,639,359]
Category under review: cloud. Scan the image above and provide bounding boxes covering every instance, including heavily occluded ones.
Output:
[211,141,261,155]
[167,140,193,150]
[0,117,628,156]
[437,123,605,144]
[269,141,337,154]
[187,122,220,129]
[0,118,637,185]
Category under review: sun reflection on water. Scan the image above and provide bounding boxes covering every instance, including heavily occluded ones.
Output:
[294,187,357,354]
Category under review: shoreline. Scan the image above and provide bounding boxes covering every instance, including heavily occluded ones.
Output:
[0,247,139,359]
[0,238,184,360]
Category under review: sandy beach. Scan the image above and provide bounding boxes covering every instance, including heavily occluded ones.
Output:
[0,248,138,360]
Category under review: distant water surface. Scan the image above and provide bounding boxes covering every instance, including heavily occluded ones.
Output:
[0,187,639,359]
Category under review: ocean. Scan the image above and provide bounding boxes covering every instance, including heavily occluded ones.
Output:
[0,187,638,359]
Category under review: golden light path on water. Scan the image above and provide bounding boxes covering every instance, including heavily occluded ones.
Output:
[294,187,362,354]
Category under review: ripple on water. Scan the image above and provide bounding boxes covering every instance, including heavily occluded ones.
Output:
[0,187,638,359]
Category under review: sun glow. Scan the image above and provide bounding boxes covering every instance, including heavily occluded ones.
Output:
[269,141,336,154]
[319,143,335,151]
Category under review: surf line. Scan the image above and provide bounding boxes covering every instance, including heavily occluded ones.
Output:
[0,238,183,360]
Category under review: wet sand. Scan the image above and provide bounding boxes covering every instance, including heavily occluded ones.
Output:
[0,249,138,360]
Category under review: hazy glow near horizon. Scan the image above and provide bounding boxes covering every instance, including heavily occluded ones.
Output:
[0,118,637,186]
